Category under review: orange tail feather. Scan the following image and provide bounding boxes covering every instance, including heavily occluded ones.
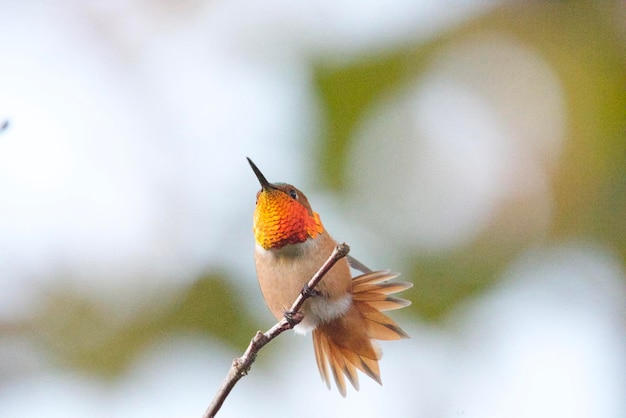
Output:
[312,271,411,396]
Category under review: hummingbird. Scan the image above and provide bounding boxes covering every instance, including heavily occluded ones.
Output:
[247,157,412,396]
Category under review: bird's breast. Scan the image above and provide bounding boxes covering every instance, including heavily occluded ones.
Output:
[254,232,353,332]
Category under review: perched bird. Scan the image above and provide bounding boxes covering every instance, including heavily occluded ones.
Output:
[247,157,412,396]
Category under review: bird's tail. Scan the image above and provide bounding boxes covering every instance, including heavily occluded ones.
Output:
[312,271,412,396]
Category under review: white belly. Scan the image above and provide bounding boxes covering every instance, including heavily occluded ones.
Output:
[295,293,352,334]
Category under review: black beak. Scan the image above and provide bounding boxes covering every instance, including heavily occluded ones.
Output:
[247,157,272,190]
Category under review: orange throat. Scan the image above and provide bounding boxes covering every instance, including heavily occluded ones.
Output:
[254,190,324,250]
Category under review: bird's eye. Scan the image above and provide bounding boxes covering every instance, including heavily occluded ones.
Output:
[289,189,298,199]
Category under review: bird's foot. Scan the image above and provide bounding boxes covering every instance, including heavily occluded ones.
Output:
[283,310,304,327]
[301,283,320,298]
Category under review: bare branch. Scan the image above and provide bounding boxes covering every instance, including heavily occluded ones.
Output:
[202,243,350,418]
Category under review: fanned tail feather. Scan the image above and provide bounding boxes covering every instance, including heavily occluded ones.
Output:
[312,271,412,396]
[313,327,381,396]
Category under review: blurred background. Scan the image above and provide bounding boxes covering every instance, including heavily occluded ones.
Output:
[1,1,625,417]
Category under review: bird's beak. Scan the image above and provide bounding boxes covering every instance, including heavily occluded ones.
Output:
[247,157,272,190]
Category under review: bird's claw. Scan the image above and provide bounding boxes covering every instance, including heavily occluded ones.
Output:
[301,283,320,298]
[283,310,304,327]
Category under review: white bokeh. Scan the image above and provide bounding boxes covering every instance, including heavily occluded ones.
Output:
[0,1,622,418]
[347,33,565,253]
[447,242,626,418]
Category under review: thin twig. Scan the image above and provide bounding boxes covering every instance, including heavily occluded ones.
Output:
[202,243,350,418]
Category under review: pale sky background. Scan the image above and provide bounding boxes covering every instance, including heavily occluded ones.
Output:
[0,1,624,417]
